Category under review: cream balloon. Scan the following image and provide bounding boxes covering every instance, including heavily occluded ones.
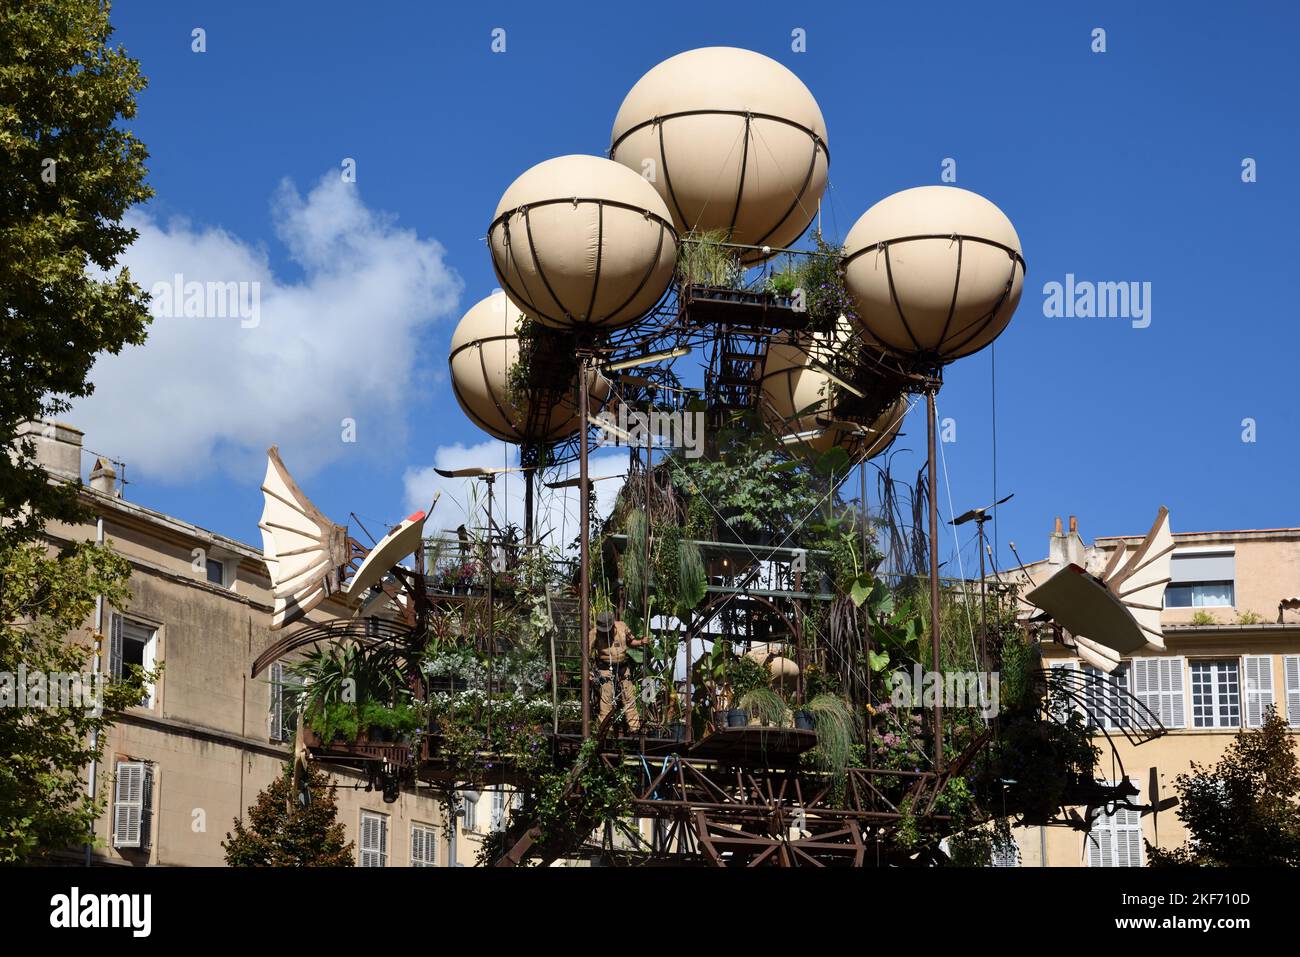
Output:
[610,47,828,261]
[842,186,1025,362]
[488,155,678,331]
[448,292,609,443]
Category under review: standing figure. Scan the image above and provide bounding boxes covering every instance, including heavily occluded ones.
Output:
[590,611,644,732]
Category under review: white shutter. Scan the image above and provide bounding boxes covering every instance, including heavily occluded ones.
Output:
[1285,656,1300,729]
[990,837,1019,867]
[359,812,387,867]
[491,788,505,831]
[1132,656,1186,729]
[1086,827,1112,867]
[1048,660,1079,720]
[410,824,436,867]
[112,761,149,849]
[269,661,284,742]
[1087,783,1143,867]
[1244,655,1274,729]
[1114,804,1143,867]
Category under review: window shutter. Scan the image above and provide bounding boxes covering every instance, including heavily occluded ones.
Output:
[1087,783,1143,867]
[411,824,436,867]
[141,764,154,850]
[1048,660,1079,720]
[1284,656,1300,728]
[1086,827,1112,868]
[109,613,124,681]
[1162,657,1186,729]
[359,812,387,867]
[269,661,284,742]
[1134,657,1186,729]
[1114,805,1142,867]
[1244,655,1274,729]
[113,761,145,849]
[491,788,505,831]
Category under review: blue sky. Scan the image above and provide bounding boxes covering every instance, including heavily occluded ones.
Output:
[76,1,1299,575]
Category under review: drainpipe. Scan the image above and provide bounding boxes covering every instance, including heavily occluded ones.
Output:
[86,512,105,865]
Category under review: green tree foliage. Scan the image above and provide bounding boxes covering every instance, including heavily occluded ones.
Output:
[0,539,150,862]
[1147,706,1300,867]
[0,0,153,543]
[223,764,356,867]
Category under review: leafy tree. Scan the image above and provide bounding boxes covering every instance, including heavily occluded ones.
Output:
[1147,706,1300,867]
[0,0,152,544]
[0,539,150,863]
[223,764,356,867]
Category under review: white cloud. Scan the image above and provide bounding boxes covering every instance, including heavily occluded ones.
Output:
[70,172,463,481]
[404,440,628,549]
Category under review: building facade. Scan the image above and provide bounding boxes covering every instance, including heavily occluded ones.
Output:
[24,422,504,867]
[1005,515,1300,866]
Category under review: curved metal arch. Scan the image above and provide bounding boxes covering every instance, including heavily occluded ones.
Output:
[251,617,416,678]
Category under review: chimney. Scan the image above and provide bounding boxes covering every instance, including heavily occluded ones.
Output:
[89,457,120,497]
[15,420,82,483]
[1065,515,1086,566]
[1048,515,1067,565]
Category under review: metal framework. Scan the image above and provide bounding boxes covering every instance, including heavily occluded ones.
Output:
[279,239,1167,867]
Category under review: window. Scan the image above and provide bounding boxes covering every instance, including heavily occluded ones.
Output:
[359,811,388,867]
[109,614,158,708]
[1286,656,1300,729]
[112,761,153,850]
[1190,659,1240,728]
[1243,656,1274,729]
[1087,788,1143,867]
[205,558,225,586]
[990,836,1020,867]
[411,823,438,867]
[268,661,297,742]
[1083,663,1131,730]
[1164,549,1235,608]
[461,790,478,831]
[1047,660,1079,721]
[1130,657,1186,729]
[491,787,506,831]
[1165,582,1235,608]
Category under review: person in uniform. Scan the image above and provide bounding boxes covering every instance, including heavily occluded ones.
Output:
[589,611,644,732]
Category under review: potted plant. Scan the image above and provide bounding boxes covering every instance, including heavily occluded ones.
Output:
[738,687,786,728]
[805,693,857,777]
[726,655,768,727]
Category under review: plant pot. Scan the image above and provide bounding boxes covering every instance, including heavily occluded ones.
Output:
[668,722,687,742]
[726,708,750,728]
[712,710,729,731]
[794,710,814,731]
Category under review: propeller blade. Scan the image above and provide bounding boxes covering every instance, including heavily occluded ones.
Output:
[544,474,624,490]
[433,465,522,478]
